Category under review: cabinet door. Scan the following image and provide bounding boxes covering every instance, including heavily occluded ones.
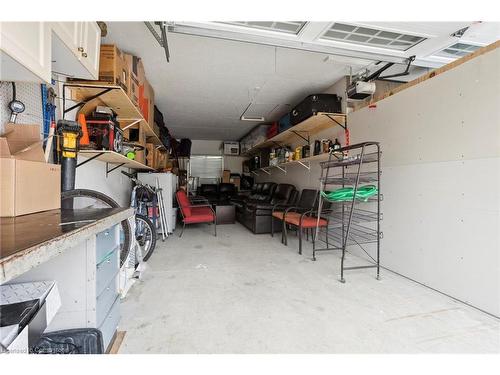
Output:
[51,22,81,56]
[0,22,51,83]
[79,22,101,80]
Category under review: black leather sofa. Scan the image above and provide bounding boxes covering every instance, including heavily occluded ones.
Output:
[231,182,297,234]
[198,183,237,204]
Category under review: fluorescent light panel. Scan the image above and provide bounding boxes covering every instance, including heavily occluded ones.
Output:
[321,23,426,51]
[221,21,306,35]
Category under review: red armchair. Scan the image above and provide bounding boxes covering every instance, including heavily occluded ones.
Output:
[176,190,217,237]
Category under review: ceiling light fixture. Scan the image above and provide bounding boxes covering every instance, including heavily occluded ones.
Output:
[240,116,265,122]
[321,23,426,51]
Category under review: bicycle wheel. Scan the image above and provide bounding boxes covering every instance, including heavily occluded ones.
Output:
[61,189,132,267]
[135,214,157,262]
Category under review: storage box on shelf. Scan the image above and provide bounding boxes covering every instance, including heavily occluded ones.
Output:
[69,44,129,92]
[242,112,346,156]
[123,53,140,108]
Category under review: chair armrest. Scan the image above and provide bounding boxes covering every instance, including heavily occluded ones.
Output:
[188,203,212,208]
[190,196,210,204]
[271,203,294,213]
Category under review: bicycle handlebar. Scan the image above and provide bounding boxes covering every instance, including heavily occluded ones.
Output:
[121,171,156,194]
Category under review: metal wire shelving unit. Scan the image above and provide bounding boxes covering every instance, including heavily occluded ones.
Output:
[313,142,382,283]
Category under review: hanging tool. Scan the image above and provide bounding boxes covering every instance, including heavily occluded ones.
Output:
[44,88,57,162]
[8,82,25,123]
[57,120,82,198]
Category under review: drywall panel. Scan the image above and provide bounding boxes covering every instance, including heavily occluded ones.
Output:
[345,158,499,317]
[74,156,132,207]
[257,46,500,317]
[190,140,223,155]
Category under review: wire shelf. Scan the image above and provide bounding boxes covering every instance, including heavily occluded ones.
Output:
[322,208,381,227]
[314,141,382,282]
[321,171,380,185]
[315,223,382,248]
[319,151,379,168]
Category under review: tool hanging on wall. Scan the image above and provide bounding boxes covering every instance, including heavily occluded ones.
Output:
[57,120,82,198]
[8,82,25,123]
[41,85,57,163]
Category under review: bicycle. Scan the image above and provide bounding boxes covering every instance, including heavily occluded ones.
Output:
[121,171,160,262]
[61,189,133,266]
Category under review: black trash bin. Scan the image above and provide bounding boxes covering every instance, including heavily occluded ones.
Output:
[31,328,104,354]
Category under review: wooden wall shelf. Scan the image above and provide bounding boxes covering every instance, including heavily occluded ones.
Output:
[64,83,165,149]
[77,150,154,173]
[242,112,346,156]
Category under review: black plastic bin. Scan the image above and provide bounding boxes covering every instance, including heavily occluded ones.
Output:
[31,328,104,354]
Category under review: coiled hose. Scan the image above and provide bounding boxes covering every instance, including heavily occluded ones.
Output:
[320,185,378,202]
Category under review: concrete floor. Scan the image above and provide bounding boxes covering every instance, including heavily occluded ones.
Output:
[118,223,500,353]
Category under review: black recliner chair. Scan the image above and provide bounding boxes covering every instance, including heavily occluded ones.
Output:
[231,182,276,221]
[240,183,296,234]
[198,184,219,203]
[218,183,237,203]
[198,183,237,204]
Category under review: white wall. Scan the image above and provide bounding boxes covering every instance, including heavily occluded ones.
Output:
[190,139,245,175]
[190,140,223,155]
[74,158,132,207]
[258,47,500,317]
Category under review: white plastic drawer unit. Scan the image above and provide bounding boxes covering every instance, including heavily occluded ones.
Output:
[96,248,119,298]
[99,296,121,350]
[95,225,120,350]
[96,224,119,262]
[96,277,119,327]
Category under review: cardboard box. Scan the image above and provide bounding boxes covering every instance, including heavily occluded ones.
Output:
[98,45,128,92]
[153,149,168,170]
[145,143,154,167]
[222,170,231,183]
[127,72,139,108]
[139,79,155,124]
[123,53,140,107]
[137,57,146,86]
[146,80,155,125]
[0,124,61,217]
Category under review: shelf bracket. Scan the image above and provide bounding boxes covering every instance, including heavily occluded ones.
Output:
[297,160,311,170]
[290,130,310,144]
[106,162,126,177]
[276,165,287,174]
[63,85,114,116]
[120,119,142,130]
[76,152,104,168]
[260,168,271,175]
[325,114,347,130]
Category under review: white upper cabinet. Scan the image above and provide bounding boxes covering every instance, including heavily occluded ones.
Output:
[79,22,101,78]
[0,22,101,83]
[0,22,52,83]
[51,22,101,80]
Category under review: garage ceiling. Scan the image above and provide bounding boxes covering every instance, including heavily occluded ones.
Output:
[104,21,499,141]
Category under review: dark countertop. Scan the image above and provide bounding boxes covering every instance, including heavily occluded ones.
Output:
[0,208,134,283]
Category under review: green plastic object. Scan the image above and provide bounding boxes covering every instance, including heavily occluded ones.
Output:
[126,151,136,160]
[320,185,378,202]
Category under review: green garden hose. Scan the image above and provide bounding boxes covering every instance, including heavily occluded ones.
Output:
[320,185,378,202]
